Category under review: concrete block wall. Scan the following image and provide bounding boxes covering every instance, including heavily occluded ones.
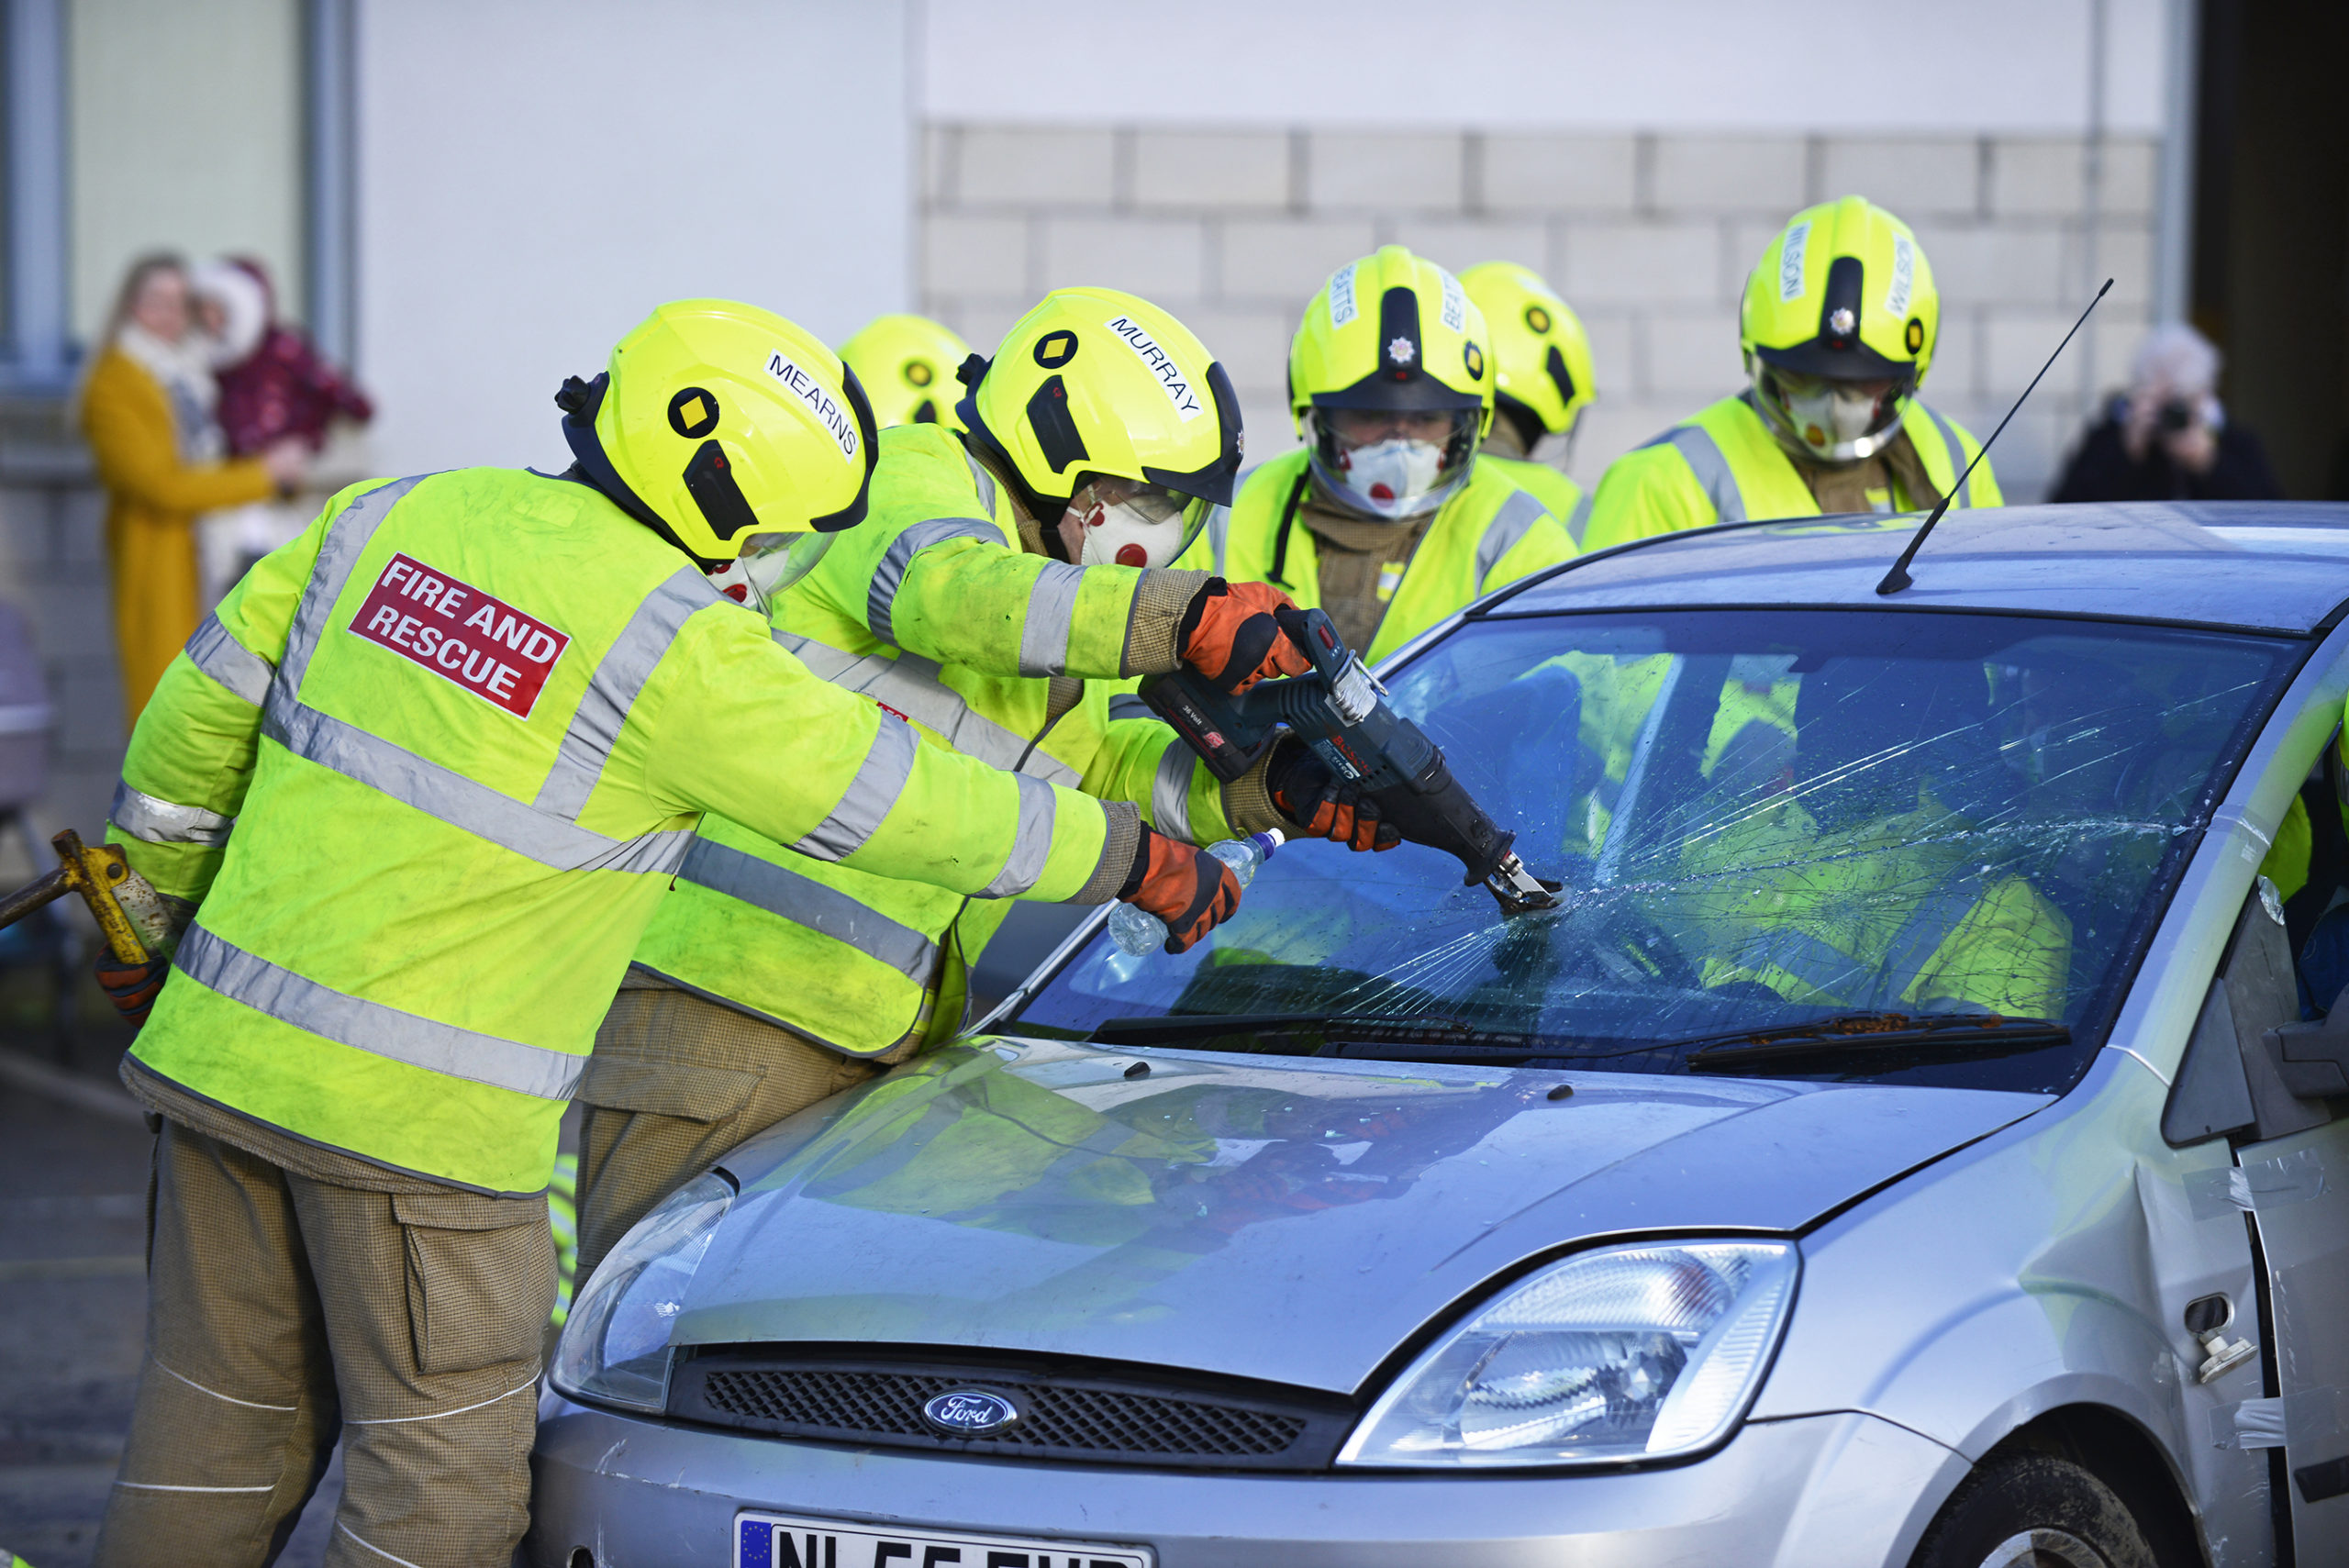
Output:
[0,451,125,856]
[920,124,2161,506]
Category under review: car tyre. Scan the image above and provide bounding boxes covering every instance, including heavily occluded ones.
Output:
[1909,1452,2159,1568]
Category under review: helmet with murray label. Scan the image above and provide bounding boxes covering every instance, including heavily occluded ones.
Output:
[1290,245,1493,522]
[1459,261,1595,454]
[840,313,973,430]
[956,287,1241,570]
[557,298,879,605]
[1740,196,1938,467]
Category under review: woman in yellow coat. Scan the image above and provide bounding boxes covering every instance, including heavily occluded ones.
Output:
[79,254,305,724]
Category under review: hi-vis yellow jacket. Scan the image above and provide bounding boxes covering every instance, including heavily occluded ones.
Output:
[1181,449,1574,666]
[109,469,1132,1194]
[1583,392,2000,552]
[628,425,1241,1057]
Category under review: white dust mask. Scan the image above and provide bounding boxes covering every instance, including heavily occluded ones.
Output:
[1335,438,1450,518]
[1068,491,1191,569]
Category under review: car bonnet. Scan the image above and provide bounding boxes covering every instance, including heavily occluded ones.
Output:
[674,1038,2049,1395]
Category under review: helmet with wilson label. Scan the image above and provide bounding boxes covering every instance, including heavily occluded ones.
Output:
[1740,196,1939,466]
[840,313,973,430]
[956,287,1241,569]
[557,299,879,601]
[1459,261,1596,455]
[1290,245,1493,521]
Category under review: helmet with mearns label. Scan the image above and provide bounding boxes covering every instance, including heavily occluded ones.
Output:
[840,314,973,431]
[1740,196,1940,466]
[1289,246,1494,520]
[1459,261,1596,449]
[957,287,1242,552]
[557,298,879,573]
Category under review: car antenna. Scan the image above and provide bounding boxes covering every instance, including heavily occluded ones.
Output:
[1876,277,2111,595]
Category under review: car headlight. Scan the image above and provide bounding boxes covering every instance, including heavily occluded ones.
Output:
[548,1172,733,1414]
[1338,1240,1798,1468]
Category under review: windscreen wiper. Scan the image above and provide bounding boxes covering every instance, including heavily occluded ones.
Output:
[1088,1012,1586,1062]
[1682,1011,2069,1073]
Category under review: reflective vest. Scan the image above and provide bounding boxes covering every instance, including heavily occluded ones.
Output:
[112,469,1121,1193]
[1479,454,1591,545]
[628,426,1222,1057]
[1582,392,2001,553]
[1184,449,1575,665]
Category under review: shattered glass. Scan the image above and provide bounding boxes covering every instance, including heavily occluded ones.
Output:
[1011,610,2297,1091]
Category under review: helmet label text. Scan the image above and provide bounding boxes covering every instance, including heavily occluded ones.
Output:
[763,351,861,462]
[1105,315,1203,422]
[1886,234,1916,322]
[1439,268,1466,334]
[348,553,572,720]
[1329,262,1359,329]
[1778,221,1810,304]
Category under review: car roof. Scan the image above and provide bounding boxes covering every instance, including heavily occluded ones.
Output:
[1495,500,2349,635]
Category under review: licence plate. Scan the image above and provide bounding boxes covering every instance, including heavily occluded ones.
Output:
[736,1510,1152,1568]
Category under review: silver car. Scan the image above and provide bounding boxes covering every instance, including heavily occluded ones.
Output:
[530,502,2349,1568]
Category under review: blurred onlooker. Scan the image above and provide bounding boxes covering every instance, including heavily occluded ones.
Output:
[2051,324,2283,503]
[80,252,306,726]
[189,257,373,595]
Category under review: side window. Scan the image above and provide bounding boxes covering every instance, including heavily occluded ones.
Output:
[2166,883,2343,1146]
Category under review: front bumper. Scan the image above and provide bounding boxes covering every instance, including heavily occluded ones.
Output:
[528,1393,1964,1567]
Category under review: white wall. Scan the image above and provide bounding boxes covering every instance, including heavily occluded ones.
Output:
[925,0,2166,134]
[356,0,913,477]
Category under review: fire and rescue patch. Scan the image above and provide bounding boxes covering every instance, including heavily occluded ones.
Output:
[349,554,571,720]
[1104,315,1203,422]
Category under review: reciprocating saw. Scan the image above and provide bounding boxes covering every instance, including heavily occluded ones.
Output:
[1139,606,1561,917]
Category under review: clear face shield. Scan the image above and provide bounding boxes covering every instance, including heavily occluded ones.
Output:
[705,530,837,614]
[1753,363,1912,465]
[1308,406,1480,521]
[1060,473,1213,569]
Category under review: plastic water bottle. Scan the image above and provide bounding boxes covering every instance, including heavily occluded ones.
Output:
[1108,829,1284,957]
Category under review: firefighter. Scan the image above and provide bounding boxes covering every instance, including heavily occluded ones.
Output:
[1458,261,1598,542]
[88,299,1242,1568]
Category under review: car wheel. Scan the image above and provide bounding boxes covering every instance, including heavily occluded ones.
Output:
[1910,1453,2160,1568]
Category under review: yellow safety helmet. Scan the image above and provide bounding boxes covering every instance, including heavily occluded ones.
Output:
[958,287,1241,564]
[557,299,877,597]
[840,313,972,430]
[1459,261,1596,450]
[1739,196,1939,466]
[1289,245,1493,519]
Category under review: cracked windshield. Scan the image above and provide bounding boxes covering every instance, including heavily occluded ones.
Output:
[1012,609,2295,1090]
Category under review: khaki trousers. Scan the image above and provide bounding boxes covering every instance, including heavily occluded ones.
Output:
[575,987,881,1279]
[94,1119,553,1568]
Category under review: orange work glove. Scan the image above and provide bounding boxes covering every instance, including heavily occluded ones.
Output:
[95,953,169,1029]
[1117,826,1243,954]
[1266,739,1401,851]
[1177,579,1313,694]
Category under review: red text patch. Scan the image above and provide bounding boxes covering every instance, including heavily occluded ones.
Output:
[347,553,571,719]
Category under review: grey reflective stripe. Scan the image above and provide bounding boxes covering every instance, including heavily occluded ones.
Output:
[1736,928,1867,996]
[110,781,232,847]
[278,475,429,695]
[1205,504,1230,575]
[676,836,939,983]
[868,517,1001,648]
[1565,492,1594,546]
[772,630,1079,787]
[262,692,692,875]
[1018,562,1085,676]
[963,447,997,519]
[1880,880,1985,1000]
[1106,691,1153,724]
[184,614,273,706]
[1639,424,1745,523]
[979,771,1059,898]
[790,713,918,862]
[1150,741,1194,841]
[1920,405,1974,508]
[1474,488,1550,590]
[174,924,584,1100]
[533,568,712,817]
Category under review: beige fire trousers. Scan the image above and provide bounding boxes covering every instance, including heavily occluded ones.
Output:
[94,1118,554,1568]
[574,984,882,1280]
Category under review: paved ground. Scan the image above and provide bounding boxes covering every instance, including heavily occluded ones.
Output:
[0,1006,342,1568]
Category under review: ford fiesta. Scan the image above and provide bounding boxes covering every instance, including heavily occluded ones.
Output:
[529,502,2349,1568]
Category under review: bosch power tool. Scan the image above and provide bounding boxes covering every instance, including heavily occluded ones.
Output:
[1139,606,1561,917]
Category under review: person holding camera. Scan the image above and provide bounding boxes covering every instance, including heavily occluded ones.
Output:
[2051,323,2281,503]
